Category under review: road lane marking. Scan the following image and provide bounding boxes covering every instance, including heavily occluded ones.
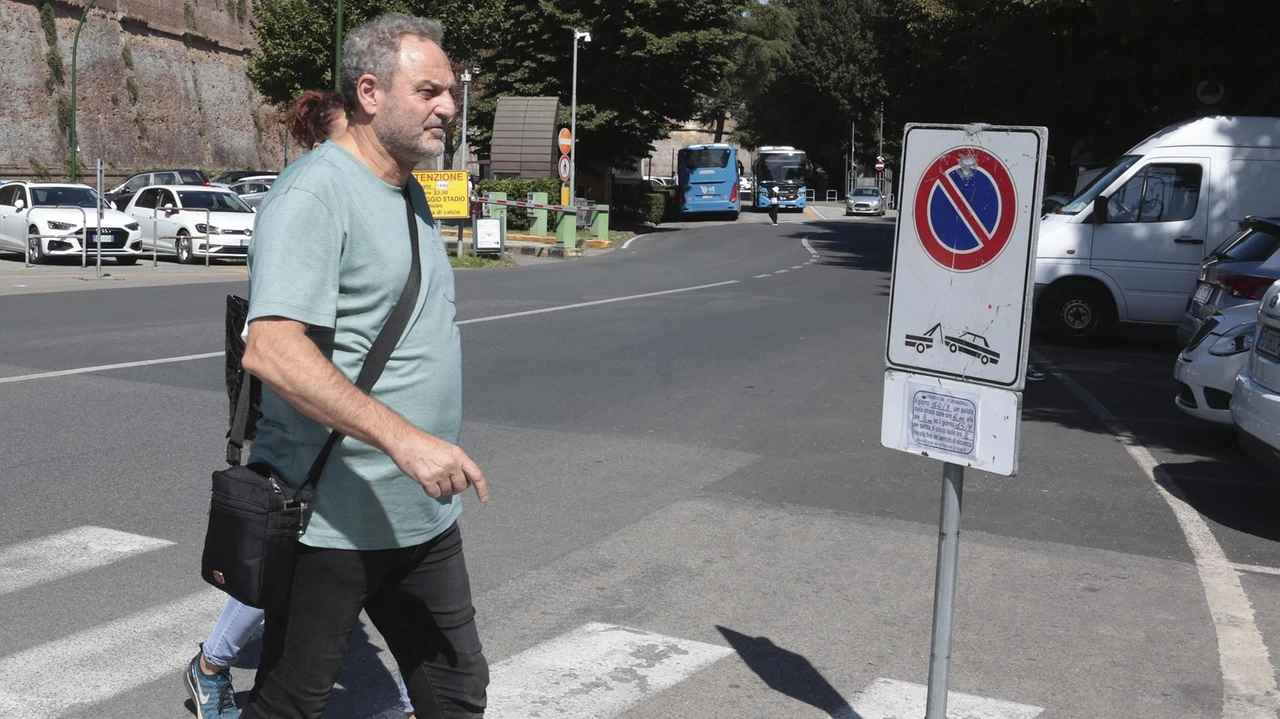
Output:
[1233,563,1280,577]
[754,274,772,279]
[850,678,1042,719]
[456,281,740,325]
[791,265,804,270]
[0,352,222,385]
[1034,352,1280,719]
[485,622,732,719]
[0,527,174,597]
[621,236,640,250]
[0,281,741,385]
[0,589,228,719]
[801,236,820,259]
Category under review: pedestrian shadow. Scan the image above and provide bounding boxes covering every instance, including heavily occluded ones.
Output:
[716,626,861,719]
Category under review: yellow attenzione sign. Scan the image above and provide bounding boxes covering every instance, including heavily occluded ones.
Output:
[412,170,469,219]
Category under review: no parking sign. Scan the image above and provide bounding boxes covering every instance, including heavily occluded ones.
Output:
[881,124,1046,476]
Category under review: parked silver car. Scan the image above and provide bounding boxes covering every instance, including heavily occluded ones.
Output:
[845,187,885,216]
[227,176,275,208]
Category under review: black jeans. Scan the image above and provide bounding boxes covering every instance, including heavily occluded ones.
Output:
[241,523,488,719]
[768,202,778,223]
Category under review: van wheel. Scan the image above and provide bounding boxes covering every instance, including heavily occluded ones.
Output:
[1039,281,1115,346]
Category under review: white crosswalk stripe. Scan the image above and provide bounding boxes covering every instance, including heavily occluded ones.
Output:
[851,678,1043,719]
[0,589,227,719]
[486,622,733,718]
[0,526,174,597]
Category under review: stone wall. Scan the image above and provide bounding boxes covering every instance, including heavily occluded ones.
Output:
[0,0,285,182]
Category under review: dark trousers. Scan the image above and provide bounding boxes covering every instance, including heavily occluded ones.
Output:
[241,523,488,719]
[768,201,778,224]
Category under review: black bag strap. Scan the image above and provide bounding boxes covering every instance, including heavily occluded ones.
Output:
[226,181,425,496]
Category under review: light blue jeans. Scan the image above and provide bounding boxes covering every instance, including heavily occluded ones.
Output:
[203,596,414,715]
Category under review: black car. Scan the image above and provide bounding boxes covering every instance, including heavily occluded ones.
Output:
[104,169,208,210]
[1177,216,1280,346]
[211,170,270,186]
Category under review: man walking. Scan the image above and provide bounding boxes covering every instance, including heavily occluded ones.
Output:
[238,13,489,719]
[767,185,779,225]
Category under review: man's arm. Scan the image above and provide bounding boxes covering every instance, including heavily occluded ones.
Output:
[241,316,488,502]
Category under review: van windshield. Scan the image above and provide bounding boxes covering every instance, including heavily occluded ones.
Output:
[1059,155,1141,216]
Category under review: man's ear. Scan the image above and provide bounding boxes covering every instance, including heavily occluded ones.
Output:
[354,73,380,116]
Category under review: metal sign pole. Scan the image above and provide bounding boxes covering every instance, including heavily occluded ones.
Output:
[924,461,965,719]
[95,159,104,277]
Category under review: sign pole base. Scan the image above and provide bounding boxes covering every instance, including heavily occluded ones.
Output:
[925,461,964,719]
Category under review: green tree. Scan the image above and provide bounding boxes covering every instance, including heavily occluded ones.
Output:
[735,0,885,183]
[696,1,797,143]
[246,0,504,105]
[469,0,743,171]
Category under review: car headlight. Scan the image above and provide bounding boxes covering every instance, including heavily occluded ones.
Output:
[47,220,77,231]
[195,224,221,234]
[1208,322,1257,356]
[125,222,139,231]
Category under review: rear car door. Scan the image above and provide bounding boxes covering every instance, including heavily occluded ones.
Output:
[129,188,162,249]
[1091,160,1210,322]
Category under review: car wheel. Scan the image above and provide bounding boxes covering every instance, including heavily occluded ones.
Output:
[980,355,990,365]
[116,256,138,266]
[27,226,46,265]
[915,343,926,354]
[947,343,957,353]
[1038,281,1115,346]
[175,231,195,264]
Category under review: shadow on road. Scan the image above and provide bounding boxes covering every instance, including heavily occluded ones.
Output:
[716,625,861,719]
[799,220,895,274]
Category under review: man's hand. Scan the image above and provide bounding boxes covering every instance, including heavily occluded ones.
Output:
[389,430,490,503]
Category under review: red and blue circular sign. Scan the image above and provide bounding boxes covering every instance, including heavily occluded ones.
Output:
[914,147,1017,272]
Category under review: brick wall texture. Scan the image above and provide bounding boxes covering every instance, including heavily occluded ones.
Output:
[0,0,286,181]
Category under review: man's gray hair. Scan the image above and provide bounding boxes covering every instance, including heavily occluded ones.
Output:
[340,13,445,106]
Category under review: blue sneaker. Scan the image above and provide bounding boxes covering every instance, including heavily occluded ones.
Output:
[184,646,240,718]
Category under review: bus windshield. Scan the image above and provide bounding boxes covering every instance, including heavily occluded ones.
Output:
[757,154,807,183]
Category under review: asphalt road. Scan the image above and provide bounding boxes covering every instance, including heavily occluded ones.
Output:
[0,207,1276,719]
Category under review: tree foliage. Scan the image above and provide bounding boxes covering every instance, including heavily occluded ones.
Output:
[468,0,744,171]
[696,2,797,142]
[735,0,885,179]
[246,0,504,106]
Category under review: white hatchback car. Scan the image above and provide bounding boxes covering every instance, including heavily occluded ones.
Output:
[1174,302,1258,424]
[124,185,255,263]
[0,182,142,264]
[1231,279,1280,469]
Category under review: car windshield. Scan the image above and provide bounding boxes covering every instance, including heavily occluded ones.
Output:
[177,190,253,213]
[683,149,732,169]
[30,186,100,208]
[852,188,880,197]
[1059,155,1142,215]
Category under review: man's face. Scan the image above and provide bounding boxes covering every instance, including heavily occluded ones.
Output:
[375,35,456,164]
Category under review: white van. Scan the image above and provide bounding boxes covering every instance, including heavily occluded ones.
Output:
[1034,116,1280,345]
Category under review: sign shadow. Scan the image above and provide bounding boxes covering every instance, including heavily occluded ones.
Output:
[716,625,861,718]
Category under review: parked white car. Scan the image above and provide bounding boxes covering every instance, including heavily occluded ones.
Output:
[1230,280,1280,469]
[123,185,255,263]
[1174,302,1258,424]
[0,182,142,264]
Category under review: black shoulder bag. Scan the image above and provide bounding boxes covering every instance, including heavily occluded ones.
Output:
[201,183,424,611]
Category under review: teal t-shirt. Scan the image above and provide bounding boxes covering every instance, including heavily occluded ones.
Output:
[246,142,463,550]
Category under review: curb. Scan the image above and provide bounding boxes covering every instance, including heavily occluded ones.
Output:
[446,229,613,250]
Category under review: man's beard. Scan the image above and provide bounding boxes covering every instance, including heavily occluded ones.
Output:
[376,94,444,165]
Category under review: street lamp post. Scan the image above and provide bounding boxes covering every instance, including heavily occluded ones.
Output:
[70,0,99,183]
[460,67,477,174]
[569,29,591,208]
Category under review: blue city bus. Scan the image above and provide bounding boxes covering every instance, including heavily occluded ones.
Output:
[752,146,810,211]
[677,143,741,220]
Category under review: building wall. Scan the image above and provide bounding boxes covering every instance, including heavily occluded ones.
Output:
[0,0,284,181]
[640,120,754,180]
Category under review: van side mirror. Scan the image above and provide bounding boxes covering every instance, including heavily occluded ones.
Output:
[1091,195,1108,226]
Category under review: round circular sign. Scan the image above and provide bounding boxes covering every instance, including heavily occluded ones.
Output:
[1193,78,1227,108]
[913,146,1017,272]
[875,160,886,172]
[557,128,573,155]
[557,154,571,182]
